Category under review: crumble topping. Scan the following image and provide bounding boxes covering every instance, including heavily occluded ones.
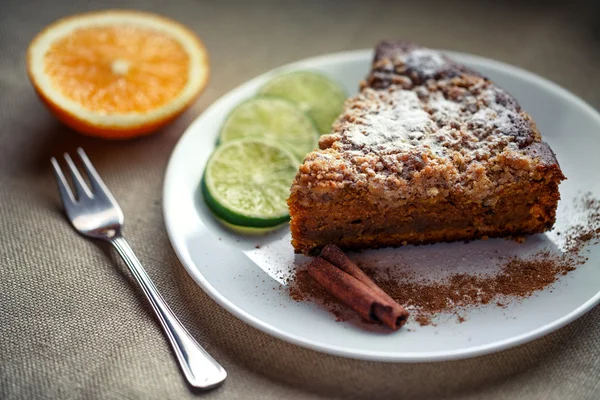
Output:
[325,79,536,162]
[297,42,561,197]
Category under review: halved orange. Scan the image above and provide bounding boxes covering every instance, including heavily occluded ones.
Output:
[27,10,210,139]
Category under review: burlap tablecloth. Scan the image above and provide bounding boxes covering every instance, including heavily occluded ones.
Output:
[2,0,600,398]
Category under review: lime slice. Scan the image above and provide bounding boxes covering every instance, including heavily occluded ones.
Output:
[202,139,298,228]
[219,96,318,161]
[259,71,347,135]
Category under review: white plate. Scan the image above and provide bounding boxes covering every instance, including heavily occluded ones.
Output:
[163,49,600,362]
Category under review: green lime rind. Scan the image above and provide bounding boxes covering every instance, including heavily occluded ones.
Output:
[202,178,290,228]
[202,139,299,228]
[218,96,319,161]
[258,71,347,135]
[200,193,290,234]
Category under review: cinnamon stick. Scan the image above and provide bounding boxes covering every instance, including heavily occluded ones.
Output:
[307,257,408,330]
[320,244,402,307]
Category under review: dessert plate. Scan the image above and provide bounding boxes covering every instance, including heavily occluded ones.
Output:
[163,49,600,362]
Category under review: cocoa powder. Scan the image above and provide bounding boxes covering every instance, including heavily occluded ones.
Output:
[288,194,600,327]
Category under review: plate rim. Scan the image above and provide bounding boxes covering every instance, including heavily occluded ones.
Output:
[163,48,600,362]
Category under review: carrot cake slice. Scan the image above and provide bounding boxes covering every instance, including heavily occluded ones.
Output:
[288,41,566,255]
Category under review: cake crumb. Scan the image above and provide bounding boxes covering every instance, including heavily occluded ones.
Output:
[507,235,527,243]
[415,314,432,326]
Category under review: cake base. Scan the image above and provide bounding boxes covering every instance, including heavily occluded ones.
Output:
[290,178,561,255]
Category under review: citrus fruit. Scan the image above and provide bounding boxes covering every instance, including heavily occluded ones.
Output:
[27,10,209,139]
[202,139,298,228]
[258,71,346,135]
[218,96,318,161]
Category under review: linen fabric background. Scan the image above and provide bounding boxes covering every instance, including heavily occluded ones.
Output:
[1,0,599,399]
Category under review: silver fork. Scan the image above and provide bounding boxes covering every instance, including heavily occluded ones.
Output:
[51,148,226,390]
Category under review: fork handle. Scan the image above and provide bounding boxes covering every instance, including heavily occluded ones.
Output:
[110,235,226,389]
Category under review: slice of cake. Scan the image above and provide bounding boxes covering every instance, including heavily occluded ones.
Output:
[288,41,566,255]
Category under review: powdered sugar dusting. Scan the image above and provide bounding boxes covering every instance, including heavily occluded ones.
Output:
[404,49,449,77]
[330,79,533,163]
[427,91,464,124]
[342,89,443,155]
[470,108,511,134]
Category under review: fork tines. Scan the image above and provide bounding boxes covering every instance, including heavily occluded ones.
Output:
[51,148,108,204]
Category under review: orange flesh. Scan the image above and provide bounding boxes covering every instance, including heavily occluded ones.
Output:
[44,25,190,113]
